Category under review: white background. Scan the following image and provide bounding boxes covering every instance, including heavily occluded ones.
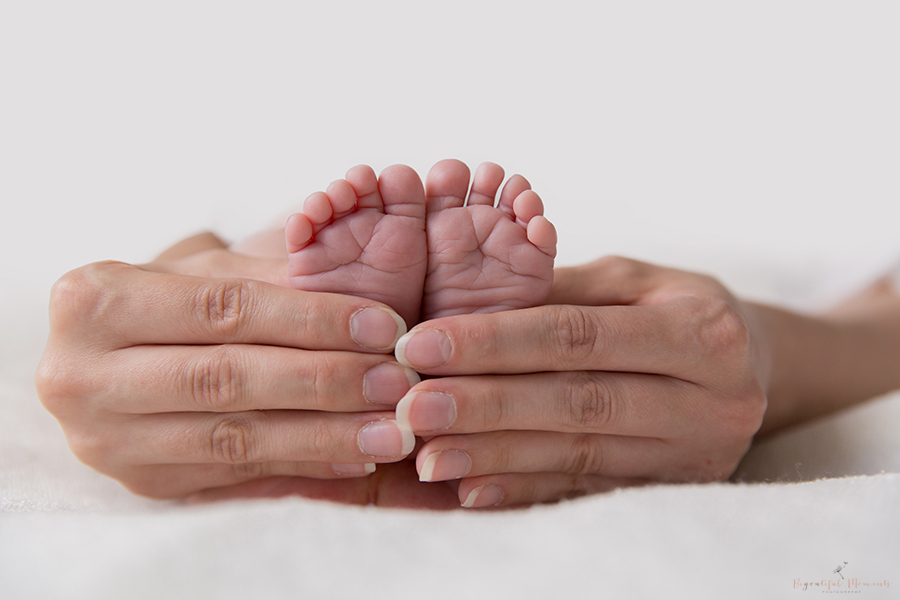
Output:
[2,1,899,338]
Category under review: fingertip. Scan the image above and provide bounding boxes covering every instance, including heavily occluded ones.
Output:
[350,307,407,351]
[460,484,504,508]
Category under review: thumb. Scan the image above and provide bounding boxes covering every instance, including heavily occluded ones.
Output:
[548,256,665,306]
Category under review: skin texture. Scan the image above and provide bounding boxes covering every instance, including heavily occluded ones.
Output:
[284,161,557,326]
[421,159,557,319]
[393,257,900,507]
[285,164,428,328]
[184,256,900,508]
[35,236,422,500]
[35,175,900,508]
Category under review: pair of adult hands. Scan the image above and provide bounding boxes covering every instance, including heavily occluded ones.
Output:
[36,234,768,509]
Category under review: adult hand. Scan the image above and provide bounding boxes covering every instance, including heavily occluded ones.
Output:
[35,234,418,499]
[392,256,770,507]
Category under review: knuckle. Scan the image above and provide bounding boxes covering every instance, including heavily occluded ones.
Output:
[34,352,79,415]
[208,415,258,464]
[306,419,338,461]
[196,279,253,339]
[191,346,244,411]
[309,354,341,411]
[690,297,750,361]
[563,434,605,476]
[595,255,644,279]
[48,261,124,330]
[563,373,615,431]
[719,385,768,439]
[67,431,113,469]
[550,306,600,363]
[476,381,506,432]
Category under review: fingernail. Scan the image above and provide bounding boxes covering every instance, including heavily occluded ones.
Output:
[357,420,415,457]
[331,463,377,476]
[363,363,420,406]
[419,450,471,482]
[396,391,456,431]
[351,308,407,350]
[395,329,452,369]
[461,484,504,508]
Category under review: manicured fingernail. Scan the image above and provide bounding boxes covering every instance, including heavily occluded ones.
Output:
[351,308,406,350]
[357,420,415,457]
[395,329,452,369]
[331,463,377,476]
[363,363,420,406]
[461,484,504,508]
[419,450,471,482]
[396,391,456,431]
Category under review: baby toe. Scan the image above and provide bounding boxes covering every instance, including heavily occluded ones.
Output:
[284,212,315,253]
[303,192,334,228]
[512,190,545,225]
[325,179,359,217]
[345,165,381,209]
[526,216,558,258]
[467,162,505,206]
[425,159,471,212]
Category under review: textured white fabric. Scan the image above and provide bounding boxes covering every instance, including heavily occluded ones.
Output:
[2,259,899,599]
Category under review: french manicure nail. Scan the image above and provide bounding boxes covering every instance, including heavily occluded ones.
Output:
[461,484,504,508]
[357,420,415,457]
[351,307,407,350]
[396,391,457,431]
[331,463,377,476]
[363,363,420,405]
[419,450,471,482]
[395,329,452,369]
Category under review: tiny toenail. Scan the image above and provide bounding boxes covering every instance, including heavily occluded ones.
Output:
[395,329,452,370]
[351,308,407,350]
[363,363,420,406]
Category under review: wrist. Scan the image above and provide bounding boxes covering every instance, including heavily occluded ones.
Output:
[749,293,900,436]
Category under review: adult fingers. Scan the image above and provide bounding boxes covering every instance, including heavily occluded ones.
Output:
[183,460,463,509]
[145,245,288,286]
[547,255,719,307]
[413,431,702,483]
[102,345,418,414]
[455,473,650,508]
[49,261,407,352]
[117,461,377,499]
[395,372,700,439]
[69,410,415,469]
[395,296,750,380]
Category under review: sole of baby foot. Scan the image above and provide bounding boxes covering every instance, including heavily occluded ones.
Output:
[422,159,557,320]
[285,164,428,327]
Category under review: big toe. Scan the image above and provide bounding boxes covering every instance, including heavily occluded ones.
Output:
[425,159,471,212]
[378,164,426,219]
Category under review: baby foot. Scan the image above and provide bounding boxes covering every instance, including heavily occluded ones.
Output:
[285,164,427,327]
[422,159,557,320]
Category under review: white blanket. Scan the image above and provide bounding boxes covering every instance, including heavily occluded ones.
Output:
[2,262,898,599]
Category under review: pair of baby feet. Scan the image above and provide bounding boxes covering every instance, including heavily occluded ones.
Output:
[285,159,557,328]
